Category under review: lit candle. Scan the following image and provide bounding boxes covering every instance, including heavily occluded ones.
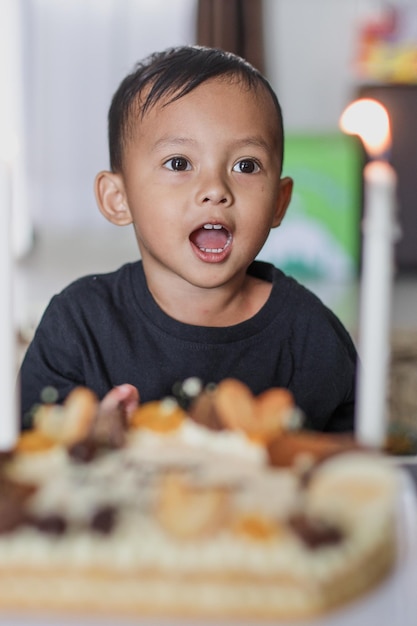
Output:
[340,99,398,448]
[0,156,17,450]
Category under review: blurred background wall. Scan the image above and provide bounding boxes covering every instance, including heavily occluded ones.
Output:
[21,0,197,232]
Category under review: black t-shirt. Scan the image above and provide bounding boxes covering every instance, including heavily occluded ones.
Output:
[20,260,357,432]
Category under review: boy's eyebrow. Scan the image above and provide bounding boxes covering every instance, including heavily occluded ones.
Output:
[231,136,273,152]
[151,137,197,152]
[151,135,273,153]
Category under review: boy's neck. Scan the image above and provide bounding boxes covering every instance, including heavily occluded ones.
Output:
[144,267,272,327]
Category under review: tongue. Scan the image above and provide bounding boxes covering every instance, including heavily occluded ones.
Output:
[190,227,228,250]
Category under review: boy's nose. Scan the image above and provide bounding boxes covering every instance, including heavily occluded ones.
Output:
[202,193,230,205]
[197,173,233,207]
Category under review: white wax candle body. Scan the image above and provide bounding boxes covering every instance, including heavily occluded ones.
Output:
[355,160,397,448]
[0,160,17,449]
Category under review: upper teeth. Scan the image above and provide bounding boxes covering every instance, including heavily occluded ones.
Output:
[203,224,223,229]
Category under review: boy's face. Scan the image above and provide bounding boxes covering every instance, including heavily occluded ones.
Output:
[99,78,292,292]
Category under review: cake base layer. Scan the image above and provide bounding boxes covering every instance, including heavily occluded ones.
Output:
[0,533,395,621]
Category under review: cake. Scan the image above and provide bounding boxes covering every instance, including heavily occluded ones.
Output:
[0,379,399,620]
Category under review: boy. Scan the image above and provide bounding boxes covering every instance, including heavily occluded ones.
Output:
[20,45,356,432]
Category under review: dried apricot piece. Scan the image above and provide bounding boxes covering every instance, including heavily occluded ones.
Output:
[15,430,56,453]
[130,398,185,432]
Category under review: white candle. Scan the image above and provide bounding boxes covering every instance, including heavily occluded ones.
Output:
[356,161,397,447]
[340,98,397,448]
[0,159,17,450]
[0,0,22,450]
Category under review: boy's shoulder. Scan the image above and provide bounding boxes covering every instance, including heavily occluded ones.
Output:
[42,261,145,323]
[57,260,143,299]
[253,261,354,345]
[251,260,329,310]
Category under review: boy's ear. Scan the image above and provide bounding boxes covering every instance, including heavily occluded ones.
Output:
[272,176,293,228]
[94,170,133,226]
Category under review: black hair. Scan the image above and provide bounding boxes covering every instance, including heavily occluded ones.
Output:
[108,45,284,172]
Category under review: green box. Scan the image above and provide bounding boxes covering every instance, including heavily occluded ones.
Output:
[258,133,361,281]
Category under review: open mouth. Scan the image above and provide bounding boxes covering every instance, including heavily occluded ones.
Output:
[189,223,232,254]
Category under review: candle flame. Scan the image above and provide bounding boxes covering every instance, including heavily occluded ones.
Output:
[339,99,391,158]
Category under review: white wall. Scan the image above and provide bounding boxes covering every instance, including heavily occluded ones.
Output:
[22,0,197,231]
[263,0,388,132]
[0,0,32,258]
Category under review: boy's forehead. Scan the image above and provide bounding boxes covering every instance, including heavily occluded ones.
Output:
[129,77,281,142]
[139,75,273,111]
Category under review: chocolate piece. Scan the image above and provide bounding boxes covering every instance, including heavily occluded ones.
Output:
[0,478,36,534]
[0,451,13,466]
[289,514,344,549]
[90,506,117,534]
[88,402,127,449]
[28,514,67,535]
[67,438,100,463]
[188,390,225,431]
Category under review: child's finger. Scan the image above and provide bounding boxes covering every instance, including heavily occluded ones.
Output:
[101,384,140,420]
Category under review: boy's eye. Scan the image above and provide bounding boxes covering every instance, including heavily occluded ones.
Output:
[164,157,191,171]
[233,159,260,174]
